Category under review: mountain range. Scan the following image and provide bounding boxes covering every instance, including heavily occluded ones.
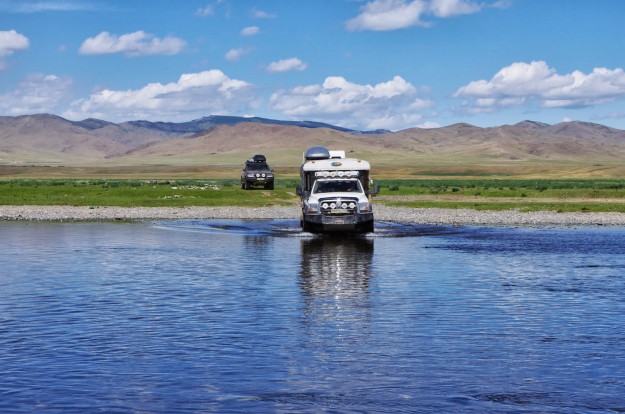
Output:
[2,113,625,168]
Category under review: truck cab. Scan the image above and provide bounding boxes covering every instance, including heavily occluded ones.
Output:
[297,146,378,233]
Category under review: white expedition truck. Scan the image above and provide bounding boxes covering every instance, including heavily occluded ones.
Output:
[296,146,379,234]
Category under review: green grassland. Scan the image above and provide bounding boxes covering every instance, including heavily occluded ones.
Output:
[0,179,299,207]
[3,178,625,212]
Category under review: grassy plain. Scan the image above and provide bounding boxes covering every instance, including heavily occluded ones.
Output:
[3,151,625,212]
[3,178,625,212]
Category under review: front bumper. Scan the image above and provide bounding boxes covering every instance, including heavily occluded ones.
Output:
[245,177,274,186]
[303,212,374,231]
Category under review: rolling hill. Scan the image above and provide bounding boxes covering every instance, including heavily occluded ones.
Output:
[2,113,625,176]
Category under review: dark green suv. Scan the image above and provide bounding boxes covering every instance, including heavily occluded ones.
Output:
[240,154,275,190]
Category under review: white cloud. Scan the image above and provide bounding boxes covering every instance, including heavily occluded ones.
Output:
[196,1,228,17]
[346,0,428,31]
[251,8,276,19]
[266,58,308,73]
[454,61,625,111]
[0,73,72,115]
[225,47,252,62]
[64,69,259,122]
[429,0,480,17]
[79,31,186,57]
[196,5,214,16]
[0,30,30,68]
[241,26,260,36]
[346,0,500,31]
[416,121,441,128]
[269,75,433,130]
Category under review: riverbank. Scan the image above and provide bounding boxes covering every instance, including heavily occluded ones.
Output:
[3,205,625,226]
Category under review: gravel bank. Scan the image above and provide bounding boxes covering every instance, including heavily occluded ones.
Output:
[3,205,625,226]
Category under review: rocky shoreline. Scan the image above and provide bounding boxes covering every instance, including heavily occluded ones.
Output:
[3,205,625,226]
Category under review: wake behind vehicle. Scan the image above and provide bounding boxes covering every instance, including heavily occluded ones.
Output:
[296,146,379,234]
[241,154,275,190]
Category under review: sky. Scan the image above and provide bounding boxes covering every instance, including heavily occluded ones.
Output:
[1,0,625,131]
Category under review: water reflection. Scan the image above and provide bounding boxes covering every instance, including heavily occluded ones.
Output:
[299,236,374,298]
[298,236,374,339]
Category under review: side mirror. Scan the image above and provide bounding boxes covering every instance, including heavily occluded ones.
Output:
[296,185,303,196]
[367,185,380,196]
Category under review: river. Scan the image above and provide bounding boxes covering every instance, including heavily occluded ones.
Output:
[1,220,625,413]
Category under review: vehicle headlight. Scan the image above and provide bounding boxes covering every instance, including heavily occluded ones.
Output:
[306,202,319,213]
[261,173,266,177]
[255,173,260,177]
[358,201,371,212]
[247,173,254,178]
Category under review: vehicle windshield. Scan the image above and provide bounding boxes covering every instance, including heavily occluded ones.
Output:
[246,163,270,171]
[312,179,363,194]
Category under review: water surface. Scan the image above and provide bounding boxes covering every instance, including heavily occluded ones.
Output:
[1,220,625,413]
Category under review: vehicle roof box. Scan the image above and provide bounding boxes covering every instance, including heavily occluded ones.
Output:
[251,154,266,163]
[304,146,330,161]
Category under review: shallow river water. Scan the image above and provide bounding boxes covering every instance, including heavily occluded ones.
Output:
[1,220,625,413]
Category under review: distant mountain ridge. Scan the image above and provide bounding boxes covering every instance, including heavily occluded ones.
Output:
[72,115,387,135]
[1,113,625,166]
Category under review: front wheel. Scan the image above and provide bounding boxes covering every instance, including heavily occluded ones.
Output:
[302,219,314,233]
[358,221,374,233]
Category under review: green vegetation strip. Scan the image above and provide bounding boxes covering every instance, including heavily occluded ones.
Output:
[381,200,625,213]
[2,178,625,212]
[0,179,300,207]
[376,178,625,213]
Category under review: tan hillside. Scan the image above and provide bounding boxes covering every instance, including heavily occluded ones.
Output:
[2,114,625,177]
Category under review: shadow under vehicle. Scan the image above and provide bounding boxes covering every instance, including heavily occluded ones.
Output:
[240,154,275,190]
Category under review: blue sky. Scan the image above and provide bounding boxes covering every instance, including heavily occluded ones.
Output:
[1,0,625,131]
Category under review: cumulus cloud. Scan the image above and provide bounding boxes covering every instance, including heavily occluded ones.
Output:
[0,30,29,68]
[0,73,72,115]
[225,47,252,62]
[241,26,260,36]
[79,31,186,57]
[251,8,276,19]
[266,58,308,73]
[196,0,228,17]
[346,0,501,31]
[195,5,214,16]
[269,75,433,130]
[64,69,259,122]
[454,60,625,112]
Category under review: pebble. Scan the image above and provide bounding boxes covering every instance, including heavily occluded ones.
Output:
[2,205,625,226]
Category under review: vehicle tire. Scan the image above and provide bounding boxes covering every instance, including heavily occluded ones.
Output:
[244,181,250,190]
[266,182,274,190]
[302,219,312,233]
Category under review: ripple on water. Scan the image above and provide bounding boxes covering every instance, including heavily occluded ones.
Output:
[1,221,625,413]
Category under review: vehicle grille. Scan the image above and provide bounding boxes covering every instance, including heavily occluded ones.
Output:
[319,197,359,214]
